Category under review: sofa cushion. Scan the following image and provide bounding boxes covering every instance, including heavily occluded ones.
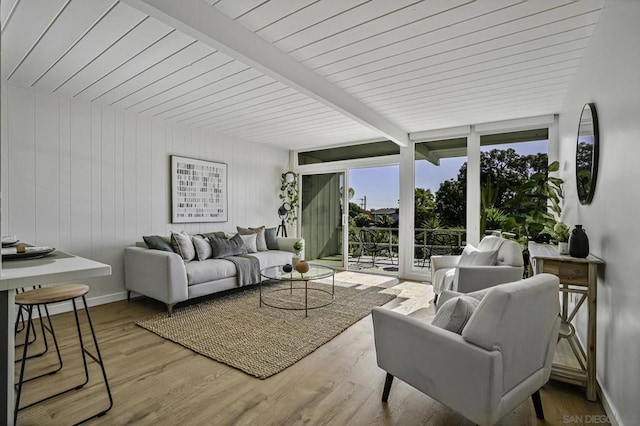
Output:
[238,226,268,252]
[209,234,247,258]
[171,231,196,262]
[143,235,174,252]
[185,259,237,285]
[250,250,294,270]
[239,233,258,253]
[264,227,278,250]
[431,295,481,334]
[192,235,212,261]
[458,244,498,266]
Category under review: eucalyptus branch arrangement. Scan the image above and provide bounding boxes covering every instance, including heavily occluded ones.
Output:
[279,172,299,225]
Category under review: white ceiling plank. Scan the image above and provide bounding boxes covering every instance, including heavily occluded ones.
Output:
[246,0,369,43]
[98,42,215,105]
[270,0,421,54]
[213,0,269,20]
[212,104,335,134]
[154,75,283,121]
[7,0,116,87]
[323,8,600,82]
[180,90,308,128]
[77,31,196,103]
[123,0,409,146]
[234,0,319,33]
[55,18,175,98]
[360,59,580,105]
[374,70,575,113]
[113,50,234,109]
[386,81,571,120]
[136,62,259,115]
[340,34,592,94]
[179,93,317,128]
[1,0,67,80]
[349,51,583,100]
[185,92,323,127]
[1,0,21,32]
[304,0,515,72]
[33,2,148,92]
[291,0,473,63]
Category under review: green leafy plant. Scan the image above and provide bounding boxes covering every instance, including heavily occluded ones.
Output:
[293,240,303,255]
[279,172,299,225]
[502,160,564,246]
[553,222,570,242]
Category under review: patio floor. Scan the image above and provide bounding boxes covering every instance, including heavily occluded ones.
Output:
[310,255,433,281]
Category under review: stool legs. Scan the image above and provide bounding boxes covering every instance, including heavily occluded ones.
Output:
[14,296,113,425]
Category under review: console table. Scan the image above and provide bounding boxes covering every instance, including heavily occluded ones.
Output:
[528,242,604,401]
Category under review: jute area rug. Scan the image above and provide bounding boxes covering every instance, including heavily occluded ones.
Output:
[136,273,397,379]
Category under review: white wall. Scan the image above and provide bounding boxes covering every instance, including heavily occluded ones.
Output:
[558,1,640,424]
[1,83,289,302]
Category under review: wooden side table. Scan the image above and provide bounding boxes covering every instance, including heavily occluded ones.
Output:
[528,242,604,401]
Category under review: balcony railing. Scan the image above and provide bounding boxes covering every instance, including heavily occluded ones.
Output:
[345,227,466,268]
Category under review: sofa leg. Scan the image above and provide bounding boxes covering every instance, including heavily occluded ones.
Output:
[532,389,544,419]
[382,373,394,402]
[433,294,439,304]
[166,303,175,317]
[127,290,131,302]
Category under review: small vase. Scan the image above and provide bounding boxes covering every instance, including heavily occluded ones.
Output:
[292,255,301,267]
[295,260,310,274]
[569,225,589,258]
[558,242,569,255]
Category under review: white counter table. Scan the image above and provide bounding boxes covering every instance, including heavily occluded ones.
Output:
[0,250,111,425]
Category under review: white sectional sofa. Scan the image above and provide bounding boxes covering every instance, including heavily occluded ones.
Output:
[124,236,303,315]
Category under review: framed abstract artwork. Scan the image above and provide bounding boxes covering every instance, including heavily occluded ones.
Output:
[171,156,228,223]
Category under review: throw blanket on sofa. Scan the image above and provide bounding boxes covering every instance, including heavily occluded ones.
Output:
[226,255,261,286]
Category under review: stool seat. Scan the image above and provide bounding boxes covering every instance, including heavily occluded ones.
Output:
[15,284,89,305]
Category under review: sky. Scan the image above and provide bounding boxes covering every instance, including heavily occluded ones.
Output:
[349,140,548,210]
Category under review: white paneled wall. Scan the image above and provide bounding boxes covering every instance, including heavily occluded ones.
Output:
[1,82,289,302]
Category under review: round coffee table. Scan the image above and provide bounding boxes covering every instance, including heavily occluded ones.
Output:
[260,264,335,317]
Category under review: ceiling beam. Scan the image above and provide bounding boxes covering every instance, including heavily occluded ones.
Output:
[123,0,409,147]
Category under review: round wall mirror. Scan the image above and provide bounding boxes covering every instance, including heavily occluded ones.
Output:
[576,103,599,204]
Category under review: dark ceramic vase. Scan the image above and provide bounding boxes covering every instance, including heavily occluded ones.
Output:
[569,225,589,258]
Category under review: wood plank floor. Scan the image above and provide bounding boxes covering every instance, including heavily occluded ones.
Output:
[15,273,608,425]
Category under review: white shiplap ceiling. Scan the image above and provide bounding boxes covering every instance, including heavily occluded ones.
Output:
[1,0,603,150]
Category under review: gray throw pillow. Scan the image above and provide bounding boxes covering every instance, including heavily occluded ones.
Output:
[264,227,278,250]
[431,295,481,334]
[143,235,174,252]
[192,235,213,261]
[201,231,226,240]
[171,231,196,262]
[209,234,248,258]
[237,226,267,251]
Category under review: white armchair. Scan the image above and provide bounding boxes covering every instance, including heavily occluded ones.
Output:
[431,236,524,302]
[372,274,561,426]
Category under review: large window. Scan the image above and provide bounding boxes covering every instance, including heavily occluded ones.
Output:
[479,130,549,240]
[413,138,467,270]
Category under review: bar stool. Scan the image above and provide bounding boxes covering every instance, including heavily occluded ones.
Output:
[14,284,113,425]
[15,286,62,367]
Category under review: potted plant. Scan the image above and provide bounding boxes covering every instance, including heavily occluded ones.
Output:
[554,222,570,254]
[292,240,303,266]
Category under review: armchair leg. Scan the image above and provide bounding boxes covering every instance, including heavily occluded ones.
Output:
[532,389,544,419]
[382,373,394,402]
[433,294,438,304]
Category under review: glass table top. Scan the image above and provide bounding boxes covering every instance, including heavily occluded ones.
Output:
[261,264,334,281]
